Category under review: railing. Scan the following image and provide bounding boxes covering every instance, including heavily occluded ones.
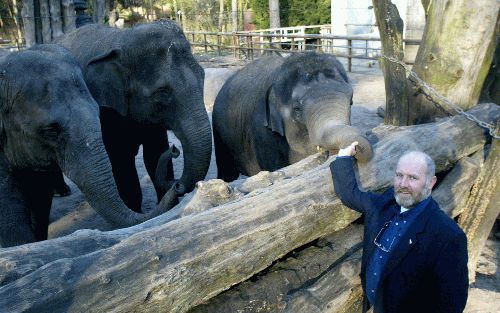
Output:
[185,30,420,72]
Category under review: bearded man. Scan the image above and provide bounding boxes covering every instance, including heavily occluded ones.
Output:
[331,142,468,313]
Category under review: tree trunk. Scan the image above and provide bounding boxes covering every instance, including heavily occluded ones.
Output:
[372,0,410,126]
[409,0,499,124]
[61,0,75,33]
[0,103,497,313]
[92,0,106,24]
[269,0,280,28]
[106,0,116,26]
[49,0,63,40]
[218,0,224,32]
[21,0,36,47]
[8,0,24,48]
[459,139,500,283]
[39,0,52,43]
[231,0,238,32]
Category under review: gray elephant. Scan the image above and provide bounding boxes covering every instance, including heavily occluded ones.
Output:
[213,53,373,181]
[0,45,173,247]
[56,19,212,212]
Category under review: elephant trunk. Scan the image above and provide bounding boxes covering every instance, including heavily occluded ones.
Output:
[305,94,373,162]
[60,133,171,227]
[171,98,212,195]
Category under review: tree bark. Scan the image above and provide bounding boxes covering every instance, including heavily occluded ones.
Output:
[39,0,52,43]
[218,0,224,32]
[409,0,499,124]
[21,0,36,47]
[269,0,280,28]
[231,0,238,32]
[92,0,106,24]
[49,0,63,39]
[61,0,75,33]
[189,225,364,313]
[459,139,500,283]
[372,0,410,126]
[0,103,497,313]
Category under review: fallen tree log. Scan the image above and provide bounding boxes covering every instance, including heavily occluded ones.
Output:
[189,225,364,313]
[0,103,497,313]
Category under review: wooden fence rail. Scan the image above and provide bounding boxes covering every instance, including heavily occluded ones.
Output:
[185,31,420,71]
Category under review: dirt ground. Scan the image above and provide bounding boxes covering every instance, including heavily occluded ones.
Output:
[48,56,499,312]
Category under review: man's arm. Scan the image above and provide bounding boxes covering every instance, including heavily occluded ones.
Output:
[330,142,378,214]
[433,231,469,313]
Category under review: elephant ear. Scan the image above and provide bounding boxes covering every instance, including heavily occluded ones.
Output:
[263,87,285,136]
[86,49,129,116]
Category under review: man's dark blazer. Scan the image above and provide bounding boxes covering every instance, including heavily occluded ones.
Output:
[331,157,468,313]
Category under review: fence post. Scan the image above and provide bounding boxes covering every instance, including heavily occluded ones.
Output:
[236,34,240,59]
[348,39,352,72]
[204,34,208,53]
[291,37,295,51]
[247,35,253,60]
[232,32,237,58]
[217,33,221,56]
[191,33,195,52]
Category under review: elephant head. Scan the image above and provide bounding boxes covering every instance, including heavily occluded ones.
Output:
[266,53,372,162]
[57,19,212,198]
[0,45,170,230]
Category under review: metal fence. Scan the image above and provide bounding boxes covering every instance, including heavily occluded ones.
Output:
[184,30,420,72]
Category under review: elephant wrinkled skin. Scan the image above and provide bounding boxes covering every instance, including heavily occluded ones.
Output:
[213,53,373,181]
[0,45,172,247]
[57,19,212,212]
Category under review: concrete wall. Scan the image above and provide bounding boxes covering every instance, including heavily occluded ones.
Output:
[331,0,425,63]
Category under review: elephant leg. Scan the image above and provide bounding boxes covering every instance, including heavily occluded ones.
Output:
[100,108,143,213]
[143,128,171,203]
[53,169,71,197]
[13,169,54,242]
[0,156,36,247]
[214,129,240,182]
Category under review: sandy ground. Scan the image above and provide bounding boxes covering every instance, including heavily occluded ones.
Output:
[47,59,499,312]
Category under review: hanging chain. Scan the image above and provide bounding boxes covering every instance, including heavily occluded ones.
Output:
[380,54,499,139]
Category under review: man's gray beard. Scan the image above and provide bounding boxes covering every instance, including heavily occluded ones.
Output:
[395,183,432,208]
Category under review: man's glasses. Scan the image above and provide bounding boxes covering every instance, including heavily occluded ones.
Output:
[374,220,396,252]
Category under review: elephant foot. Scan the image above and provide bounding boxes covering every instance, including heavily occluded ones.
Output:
[53,183,71,197]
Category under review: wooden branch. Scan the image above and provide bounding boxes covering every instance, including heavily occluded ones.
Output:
[459,139,500,282]
[0,103,497,313]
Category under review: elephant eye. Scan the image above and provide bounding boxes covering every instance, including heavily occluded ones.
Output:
[292,105,302,119]
[39,122,62,140]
